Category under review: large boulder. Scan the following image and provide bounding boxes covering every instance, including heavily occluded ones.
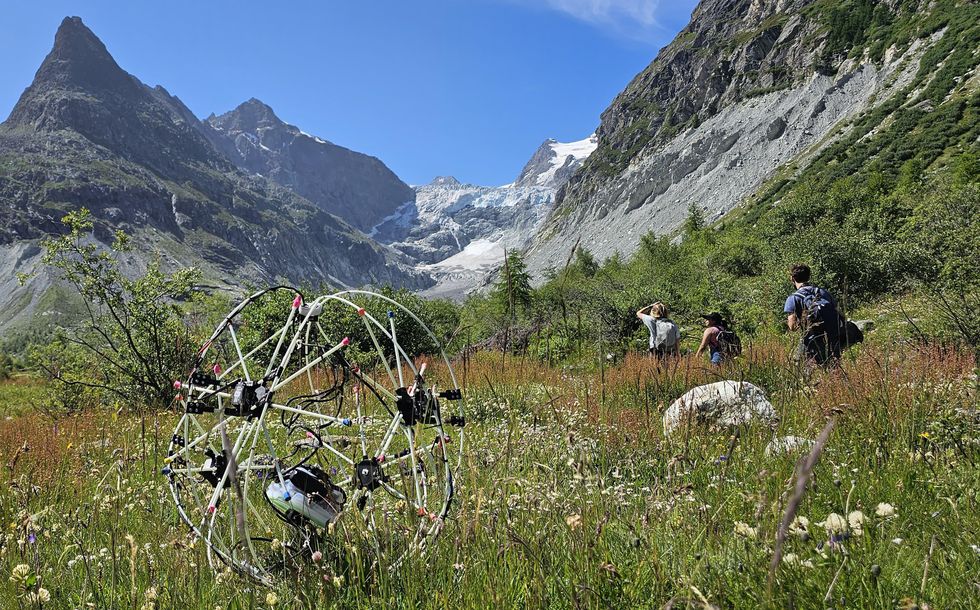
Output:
[663,381,776,435]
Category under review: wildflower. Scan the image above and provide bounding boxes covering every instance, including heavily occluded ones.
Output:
[875,503,897,518]
[782,553,800,565]
[145,586,158,600]
[788,516,810,538]
[734,522,758,539]
[565,514,582,529]
[848,511,865,536]
[37,588,51,603]
[311,551,322,563]
[265,591,278,606]
[10,563,30,582]
[818,513,847,536]
[332,575,344,588]
[892,538,904,545]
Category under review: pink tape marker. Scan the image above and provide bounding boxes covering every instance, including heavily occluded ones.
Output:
[292,294,302,309]
[341,337,351,347]
[357,307,366,316]
[173,380,182,390]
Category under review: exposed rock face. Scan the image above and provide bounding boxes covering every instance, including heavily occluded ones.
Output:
[0,17,424,332]
[206,99,415,232]
[526,0,952,276]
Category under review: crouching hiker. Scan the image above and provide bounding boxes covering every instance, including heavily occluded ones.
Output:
[636,302,680,360]
[695,312,740,365]
[784,263,841,366]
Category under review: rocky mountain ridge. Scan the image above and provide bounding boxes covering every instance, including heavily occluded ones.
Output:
[527,0,980,276]
[205,99,415,233]
[0,17,425,332]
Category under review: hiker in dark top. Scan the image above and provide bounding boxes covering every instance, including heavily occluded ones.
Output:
[636,302,681,359]
[695,312,727,366]
[784,263,841,366]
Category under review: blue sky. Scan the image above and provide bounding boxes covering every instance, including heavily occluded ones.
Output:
[0,1,697,186]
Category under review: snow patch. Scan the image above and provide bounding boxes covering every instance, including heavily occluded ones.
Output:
[367,200,416,238]
[535,133,598,186]
[422,238,505,273]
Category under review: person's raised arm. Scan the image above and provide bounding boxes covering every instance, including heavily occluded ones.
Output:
[636,304,652,319]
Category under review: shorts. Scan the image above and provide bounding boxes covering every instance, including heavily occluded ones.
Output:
[710,350,723,365]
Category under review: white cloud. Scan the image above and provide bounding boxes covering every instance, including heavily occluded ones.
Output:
[543,0,663,27]
[507,0,675,41]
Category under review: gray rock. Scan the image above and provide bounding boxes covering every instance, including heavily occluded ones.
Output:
[765,435,814,456]
[767,117,788,140]
[663,381,776,435]
[854,320,875,332]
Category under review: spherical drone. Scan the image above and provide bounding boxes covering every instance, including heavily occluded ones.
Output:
[163,288,464,583]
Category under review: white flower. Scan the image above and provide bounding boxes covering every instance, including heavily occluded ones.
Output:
[788,516,810,538]
[819,513,848,535]
[892,538,904,545]
[565,514,583,529]
[37,587,50,603]
[782,553,800,565]
[734,522,758,539]
[311,551,322,563]
[10,563,30,581]
[265,591,278,606]
[848,511,865,535]
[875,503,897,518]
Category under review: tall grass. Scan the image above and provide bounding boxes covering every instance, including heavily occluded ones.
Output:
[0,339,976,608]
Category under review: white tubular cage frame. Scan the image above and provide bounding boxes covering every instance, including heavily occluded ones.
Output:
[163,287,464,584]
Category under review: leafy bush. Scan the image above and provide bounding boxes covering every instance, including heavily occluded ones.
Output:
[22,209,201,410]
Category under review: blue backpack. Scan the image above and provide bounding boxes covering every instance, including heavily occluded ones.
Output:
[793,286,836,331]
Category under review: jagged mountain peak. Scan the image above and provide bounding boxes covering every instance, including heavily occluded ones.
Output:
[44,16,127,86]
[6,16,141,127]
[211,97,285,132]
[514,134,597,189]
[427,176,461,187]
[203,101,415,233]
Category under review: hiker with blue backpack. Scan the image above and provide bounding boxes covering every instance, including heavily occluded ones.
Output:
[784,263,841,366]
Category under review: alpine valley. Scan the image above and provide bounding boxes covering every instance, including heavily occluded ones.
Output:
[0,17,594,333]
[2,0,978,335]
